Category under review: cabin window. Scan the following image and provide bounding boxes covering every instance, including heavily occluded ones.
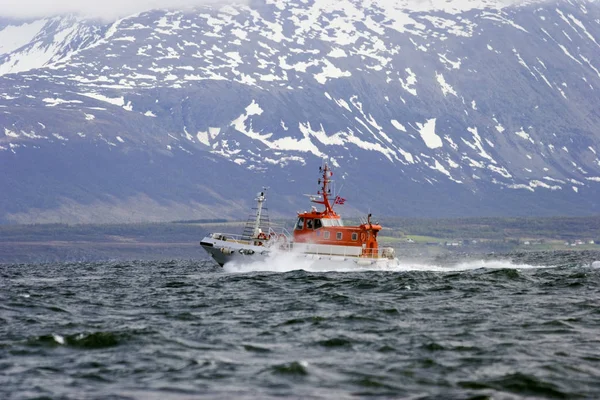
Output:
[306,219,313,229]
[296,218,304,230]
[324,231,330,239]
[314,219,322,229]
[351,232,358,241]
[321,219,344,227]
[336,232,343,240]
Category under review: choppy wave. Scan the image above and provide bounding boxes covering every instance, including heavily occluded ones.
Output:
[29,331,123,349]
[1,255,599,399]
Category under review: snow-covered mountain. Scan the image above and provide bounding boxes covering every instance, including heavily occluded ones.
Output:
[0,16,105,76]
[1,0,600,224]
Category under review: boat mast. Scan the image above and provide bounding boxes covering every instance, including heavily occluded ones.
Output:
[253,189,266,237]
[312,164,336,216]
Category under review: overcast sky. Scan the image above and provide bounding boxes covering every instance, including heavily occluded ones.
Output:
[0,0,239,20]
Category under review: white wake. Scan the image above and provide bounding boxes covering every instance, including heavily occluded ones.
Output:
[223,249,553,274]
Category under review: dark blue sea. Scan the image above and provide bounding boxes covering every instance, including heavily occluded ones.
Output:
[2,251,600,399]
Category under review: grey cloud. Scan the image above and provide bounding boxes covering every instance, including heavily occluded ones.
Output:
[0,0,240,20]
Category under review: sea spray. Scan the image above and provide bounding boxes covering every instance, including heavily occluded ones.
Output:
[223,247,555,274]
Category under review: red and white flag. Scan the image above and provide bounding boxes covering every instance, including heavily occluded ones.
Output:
[334,196,346,205]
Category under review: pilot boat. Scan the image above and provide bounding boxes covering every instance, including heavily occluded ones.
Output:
[199,164,396,267]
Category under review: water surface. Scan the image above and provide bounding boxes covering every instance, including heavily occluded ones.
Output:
[2,251,599,399]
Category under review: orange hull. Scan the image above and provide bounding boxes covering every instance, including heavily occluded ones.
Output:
[293,164,383,258]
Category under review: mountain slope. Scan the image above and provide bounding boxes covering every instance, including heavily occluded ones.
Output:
[1,0,600,224]
[0,16,105,76]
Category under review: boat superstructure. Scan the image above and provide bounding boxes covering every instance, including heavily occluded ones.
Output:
[200,164,396,267]
[199,188,291,266]
[292,164,394,261]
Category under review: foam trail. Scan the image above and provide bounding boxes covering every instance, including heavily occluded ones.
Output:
[394,259,554,272]
[223,249,554,274]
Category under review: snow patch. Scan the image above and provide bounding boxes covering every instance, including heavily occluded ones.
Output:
[436,72,458,97]
[314,59,351,84]
[416,119,443,149]
[209,127,221,139]
[399,68,417,96]
[197,131,210,146]
[327,48,347,58]
[465,127,495,163]
[4,128,19,138]
[515,127,534,143]
[0,19,46,56]
[391,120,407,132]
[488,165,511,178]
[43,98,83,107]
[79,92,125,107]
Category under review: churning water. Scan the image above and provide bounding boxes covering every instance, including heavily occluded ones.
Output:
[2,251,600,399]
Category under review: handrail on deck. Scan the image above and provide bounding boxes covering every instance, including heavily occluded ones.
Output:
[209,232,394,259]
